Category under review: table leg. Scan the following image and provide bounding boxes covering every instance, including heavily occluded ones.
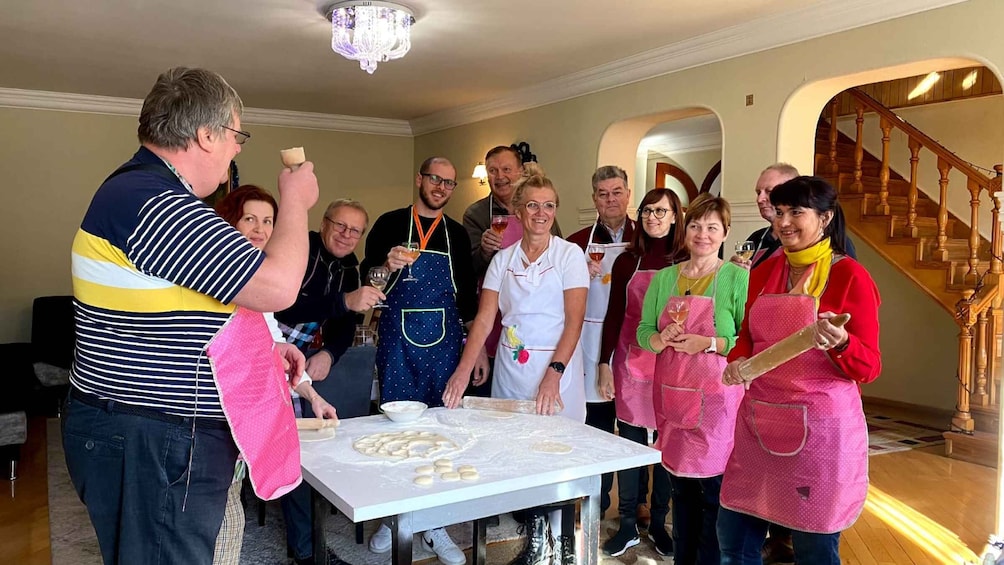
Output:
[390,513,414,565]
[581,478,601,565]
[311,488,326,563]
[472,518,488,565]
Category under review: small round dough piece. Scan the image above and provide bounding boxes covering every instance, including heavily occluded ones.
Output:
[415,465,435,475]
[457,465,477,474]
[414,475,434,487]
[440,471,461,482]
[434,458,453,468]
[460,470,480,481]
[531,441,573,454]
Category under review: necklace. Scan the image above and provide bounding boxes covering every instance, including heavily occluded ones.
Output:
[680,259,720,295]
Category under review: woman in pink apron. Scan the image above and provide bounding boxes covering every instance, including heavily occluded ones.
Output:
[719,177,881,565]
[444,163,589,565]
[211,186,339,565]
[637,194,749,565]
[597,188,685,557]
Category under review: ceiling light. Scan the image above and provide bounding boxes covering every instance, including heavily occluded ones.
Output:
[962,70,979,90]
[908,72,941,100]
[326,1,415,74]
[472,162,487,185]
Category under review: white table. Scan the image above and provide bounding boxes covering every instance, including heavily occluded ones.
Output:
[300,407,661,564]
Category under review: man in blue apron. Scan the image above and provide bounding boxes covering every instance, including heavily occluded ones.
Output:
[567,165,635,519]
[361,156,485,565]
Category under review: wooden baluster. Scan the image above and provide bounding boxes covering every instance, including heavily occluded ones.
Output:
[906,138,921,237]
[992,306,1003,407]
[851,105,864,193]
[876,116,892,215]
[828,98,839,175]
[952,309,975,433]
[974,309,989,406]
[993,165,1004,275]
[934,157,951,261]
[966,179,983,281]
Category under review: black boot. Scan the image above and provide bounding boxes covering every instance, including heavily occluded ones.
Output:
[506,512,552,565]
[602,518,640,557]
[647,513,673,557]
[555,534,576,565]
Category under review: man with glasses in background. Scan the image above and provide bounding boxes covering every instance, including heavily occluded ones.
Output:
[274,198,382,565]
[360,157,483,565]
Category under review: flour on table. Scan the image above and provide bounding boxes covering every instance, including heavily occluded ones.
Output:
[298,428,337,442]
[531,441,573,454]
[352,431,458,460]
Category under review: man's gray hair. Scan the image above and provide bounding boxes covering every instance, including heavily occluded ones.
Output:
[761,162,800,179]
[591,165,628,193]
[325,198,370,231]
[138,67,244,150]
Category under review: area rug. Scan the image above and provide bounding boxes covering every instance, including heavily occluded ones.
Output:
[46,419,670,564]
[866,413,945,456]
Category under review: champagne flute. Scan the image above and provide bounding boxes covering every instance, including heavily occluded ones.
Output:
[665,297,689,326]
[401,242,420,282]
[491,214,509,235]
[736,240,756,262]
[368,266,390,308]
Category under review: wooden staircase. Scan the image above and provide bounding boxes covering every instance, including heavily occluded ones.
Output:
[813,88,1004,467]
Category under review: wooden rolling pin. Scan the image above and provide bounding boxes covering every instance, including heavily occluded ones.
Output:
[295,417,340,430]
[738,313,851,383]
[461,396,538,414]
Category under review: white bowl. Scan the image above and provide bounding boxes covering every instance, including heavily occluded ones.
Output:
[380,401,428,423]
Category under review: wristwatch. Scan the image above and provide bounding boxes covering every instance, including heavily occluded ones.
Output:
[704,336,718,354]
[548,361,566,374]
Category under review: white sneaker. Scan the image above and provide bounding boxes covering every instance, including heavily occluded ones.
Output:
[369,523,392,553]
[422,527,467,565]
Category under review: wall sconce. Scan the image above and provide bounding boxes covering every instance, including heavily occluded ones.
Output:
[472,162,487,185]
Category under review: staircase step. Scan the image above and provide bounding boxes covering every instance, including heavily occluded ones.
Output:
[916,236,991,263]
[888,215,961,239]
[860,194,939,216]
[943,430,997,468]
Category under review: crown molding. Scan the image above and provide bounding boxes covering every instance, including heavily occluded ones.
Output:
[409,0,965,135]
[0,87,413,137]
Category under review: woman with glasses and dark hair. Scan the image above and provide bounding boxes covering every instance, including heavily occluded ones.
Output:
[443,162,589,564]
[719,176,881,565]
[597,188,685,557]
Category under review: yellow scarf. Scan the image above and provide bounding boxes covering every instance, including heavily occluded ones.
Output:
[783,238,833,299]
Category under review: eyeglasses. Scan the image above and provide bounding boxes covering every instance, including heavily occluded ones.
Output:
[525,201,557,213]
[638,206,671,219]
[221,125,251,145]
[324,216,364,239]
[421,173,458,190]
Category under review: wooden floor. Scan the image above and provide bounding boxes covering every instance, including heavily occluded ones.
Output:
[1,415,997,565]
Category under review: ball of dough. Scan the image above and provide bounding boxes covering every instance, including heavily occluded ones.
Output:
[460,471,480,481]
[457,465,477,474]
[415,465,435,475]
[414,475,434,487]
[434,458,453,467]
[440,471,461,482]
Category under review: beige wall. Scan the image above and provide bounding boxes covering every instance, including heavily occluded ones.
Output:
[415,0,1004,412]
[0,106,413,342]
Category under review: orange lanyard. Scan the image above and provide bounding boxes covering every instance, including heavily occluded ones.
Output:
[412,206,444,251]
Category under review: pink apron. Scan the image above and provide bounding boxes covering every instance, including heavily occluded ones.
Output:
[653,269,742,478]
[485,217,524,356]
[719,284,868,533]
[611,262,659,429]
[207,307,302,500]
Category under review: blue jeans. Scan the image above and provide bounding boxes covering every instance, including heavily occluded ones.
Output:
[62,390,238,565]
[717,507,842,564]
[668,472,723,565]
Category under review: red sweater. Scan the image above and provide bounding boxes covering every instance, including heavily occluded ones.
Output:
[728,254,882,384]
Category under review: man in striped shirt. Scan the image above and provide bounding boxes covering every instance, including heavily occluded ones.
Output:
[63,67,318,565]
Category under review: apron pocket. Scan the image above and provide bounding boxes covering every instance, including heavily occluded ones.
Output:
[750,400,808,456]
[401,308,446,348]
[624,345,656,384]
[659,385,704,430]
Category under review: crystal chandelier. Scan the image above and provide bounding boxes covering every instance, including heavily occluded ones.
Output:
[326,1,415,74]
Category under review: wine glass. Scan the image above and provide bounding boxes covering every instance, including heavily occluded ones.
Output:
[491,214,509,235]
[735,240,756,263]
[587,244,605,263]
[368,266,390,308]
[665,297,689,326]
[401,242,420,282]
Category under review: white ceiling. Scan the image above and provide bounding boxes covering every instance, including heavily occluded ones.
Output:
[1,0,963,129]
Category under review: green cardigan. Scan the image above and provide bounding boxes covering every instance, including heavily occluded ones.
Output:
[637,261,749,355]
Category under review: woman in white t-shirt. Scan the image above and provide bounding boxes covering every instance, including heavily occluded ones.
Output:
[443,163,588,564]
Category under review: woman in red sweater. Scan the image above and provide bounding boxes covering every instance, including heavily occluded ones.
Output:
[719,176,881,565]
[597,188,685,557]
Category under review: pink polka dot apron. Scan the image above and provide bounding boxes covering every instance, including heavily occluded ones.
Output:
[611,262,659,429]
[653,267,742,478]
[493,239,586,422]
[207,307,301,500]
[720,266,868,533]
